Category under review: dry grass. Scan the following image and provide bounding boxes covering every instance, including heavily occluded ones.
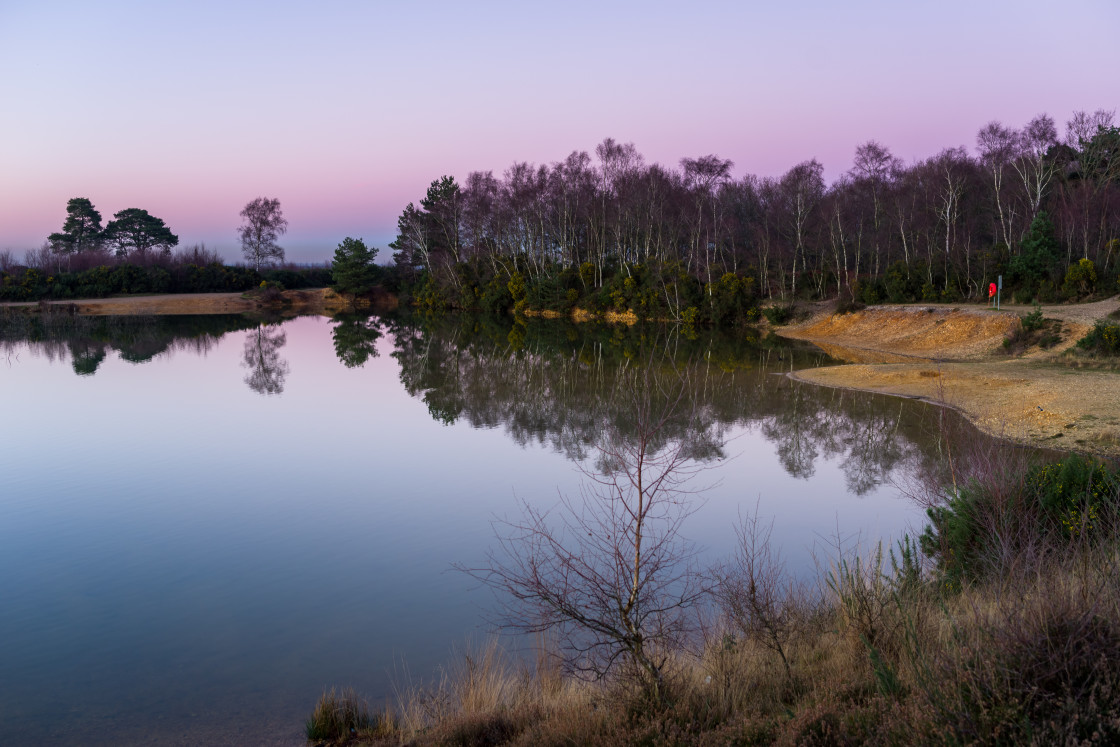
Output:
[321,530,1120,745]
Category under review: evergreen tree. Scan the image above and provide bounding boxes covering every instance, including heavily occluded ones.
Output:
[331,237,379,297]
[48,197,104,267]
[103,208,179,259]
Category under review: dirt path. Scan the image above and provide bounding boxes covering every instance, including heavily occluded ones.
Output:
[1,288,359,315]
[777,298,1120,455]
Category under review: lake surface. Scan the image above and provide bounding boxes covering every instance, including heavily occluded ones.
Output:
[1,312,968,744]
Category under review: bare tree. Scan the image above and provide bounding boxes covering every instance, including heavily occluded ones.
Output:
[976,121,1021,248]
[715,504,803,681]
[464,363,714,702]
[238,197,288,270]
[1012,114,1059,221]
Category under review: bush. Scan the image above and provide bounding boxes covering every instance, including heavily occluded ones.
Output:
[762,304,795,325]
[1021,304,1044,332]
[1076,320,1120,356]
[921,455,1120,585]
[1062,257,1097,298]
[835,298,866,315]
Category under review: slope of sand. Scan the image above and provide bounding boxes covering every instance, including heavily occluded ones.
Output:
[779,301,1120,455]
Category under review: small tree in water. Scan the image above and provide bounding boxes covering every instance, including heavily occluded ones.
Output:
[463,360,714,703]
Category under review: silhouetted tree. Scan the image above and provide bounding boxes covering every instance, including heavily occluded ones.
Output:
[103,208,179,260]
[239,197,287,270]
[48,197,104,269]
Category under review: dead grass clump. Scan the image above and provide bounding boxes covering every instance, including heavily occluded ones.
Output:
[306,688,393,745]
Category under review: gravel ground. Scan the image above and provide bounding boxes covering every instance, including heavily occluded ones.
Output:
[778,297,1120,456]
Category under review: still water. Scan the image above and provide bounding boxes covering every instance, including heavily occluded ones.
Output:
[1,312,962,744]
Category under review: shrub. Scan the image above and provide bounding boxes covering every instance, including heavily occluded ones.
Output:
[1021,304,1044,332]
[1001,306,1061,355]
[762,304,795,325]
[1062,257,1097,298]
[1076,320,1120,356]
[835,298,866,315]
[921,455,1120,585]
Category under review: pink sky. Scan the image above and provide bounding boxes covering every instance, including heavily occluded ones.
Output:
[1,0,1116,263]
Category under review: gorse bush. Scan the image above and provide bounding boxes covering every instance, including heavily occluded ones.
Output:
[1077,320,1120,356]
[1029,457,1118,538]
[921,455,1120,586]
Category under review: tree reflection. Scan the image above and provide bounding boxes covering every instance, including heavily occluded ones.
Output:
[70,341,107,376]
[331,313,382,368]
[242,323,289,395]
[1,313,259,376]
[386,314,974,492]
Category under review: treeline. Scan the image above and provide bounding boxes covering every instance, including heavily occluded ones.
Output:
[390,110,1120,317]
[0,195,324,301]
[0,261,331,301]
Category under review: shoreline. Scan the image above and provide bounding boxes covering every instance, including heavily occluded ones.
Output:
[0,286,394,316]
[777,298,1120,456]
[7,289,1119,455]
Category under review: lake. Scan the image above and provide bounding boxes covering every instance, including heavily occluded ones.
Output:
[1,312,967,744]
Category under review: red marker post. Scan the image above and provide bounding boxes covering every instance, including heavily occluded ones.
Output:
[989,282,997,307]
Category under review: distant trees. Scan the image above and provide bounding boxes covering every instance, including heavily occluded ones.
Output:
[103,208,179,260]
[46,198,182,267]
[239,197,288,270]
[390,109,1120,310]
[48,198,104,268]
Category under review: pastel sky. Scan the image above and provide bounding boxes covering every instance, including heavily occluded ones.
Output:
[1,0,1116,263]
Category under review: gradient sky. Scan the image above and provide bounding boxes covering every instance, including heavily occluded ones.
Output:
[1,0,1116,262]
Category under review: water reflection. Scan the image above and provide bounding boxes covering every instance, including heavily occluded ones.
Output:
[385,314,949,493]
[0,312,258,376]
[0,310,973,745]
[331,313,382,368]
[241,323,290,395]
[0,308,954,492]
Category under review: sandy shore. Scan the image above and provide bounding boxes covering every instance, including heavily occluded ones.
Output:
[1,287,381,316]
[778,298,1120,455]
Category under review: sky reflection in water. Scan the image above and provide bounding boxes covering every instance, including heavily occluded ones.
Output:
[0,313,957,744]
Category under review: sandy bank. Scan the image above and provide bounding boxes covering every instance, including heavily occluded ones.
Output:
[778,300,1120,455]
[3,287,395,316]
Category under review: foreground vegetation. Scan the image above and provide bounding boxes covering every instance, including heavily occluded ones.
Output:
[308,391,1120,745]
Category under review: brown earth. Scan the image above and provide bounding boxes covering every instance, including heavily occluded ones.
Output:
[778,299,1120,455]
[2,287,397,316]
